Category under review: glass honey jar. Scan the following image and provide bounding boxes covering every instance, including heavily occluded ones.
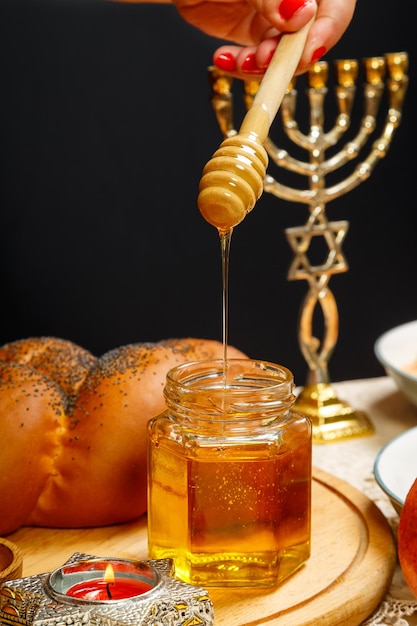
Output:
[147,358,312,588]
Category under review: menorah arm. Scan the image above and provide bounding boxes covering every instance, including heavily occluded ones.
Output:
[319,114,351,148]
[287,84,353,153]
[264,175,315,203]
[323,164,371,201]
[387,74,408,112]
[283,112,356,154]
[323,80,384,147]
[280,91,314,151]
[264,112,382,200]
[324,112,403,202]
[277,88,348,153]
[281,120,313,151]
[281,95,376,158]
[319,114,378,174]
[264,138,316,176]
[307,87,355,153]
[209,68,237,139]
[266,114,374,178]
[211,96,238,139]
[267,110,379,180]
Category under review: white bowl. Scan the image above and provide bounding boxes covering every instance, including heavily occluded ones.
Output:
[374,426,417,515]
[374,320,417,408]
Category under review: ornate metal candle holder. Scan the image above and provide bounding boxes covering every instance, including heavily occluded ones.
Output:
[209,52,408,442]
[0,553,214,626]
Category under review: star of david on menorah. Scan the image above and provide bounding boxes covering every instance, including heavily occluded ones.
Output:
[208,51,408,443]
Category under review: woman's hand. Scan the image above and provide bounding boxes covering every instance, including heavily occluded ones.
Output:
[112,0,356,78]
[173,0,357,77]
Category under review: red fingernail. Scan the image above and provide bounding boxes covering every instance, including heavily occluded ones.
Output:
[310,46,327,63]
[214,52,237,72]
[279,0,310,21]
[263,48,276,68]
[241,53,263,74]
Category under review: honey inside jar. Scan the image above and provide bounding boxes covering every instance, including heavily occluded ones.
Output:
[147,359,312,587]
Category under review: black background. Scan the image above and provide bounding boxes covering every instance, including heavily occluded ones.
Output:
[0,0,415,386]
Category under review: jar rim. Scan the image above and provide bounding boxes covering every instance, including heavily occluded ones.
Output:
[166,358,293,389]
[164,359,295,419]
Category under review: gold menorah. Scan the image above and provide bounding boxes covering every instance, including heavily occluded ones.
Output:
[208,52,408,443]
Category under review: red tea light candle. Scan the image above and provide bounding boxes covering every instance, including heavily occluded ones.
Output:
[66,564,153,601]
[46,558,160,604]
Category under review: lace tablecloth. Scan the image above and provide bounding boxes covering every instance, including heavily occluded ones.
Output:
[310,376,417,625]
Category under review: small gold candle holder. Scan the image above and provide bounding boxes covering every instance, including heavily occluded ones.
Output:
[0,553,214,626]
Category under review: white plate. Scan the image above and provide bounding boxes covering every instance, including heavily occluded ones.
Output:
[374,426,417,514]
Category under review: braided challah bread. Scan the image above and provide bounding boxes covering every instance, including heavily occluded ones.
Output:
[0,336,246,535]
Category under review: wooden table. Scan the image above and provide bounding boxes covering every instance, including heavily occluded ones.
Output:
[5,376,417,625]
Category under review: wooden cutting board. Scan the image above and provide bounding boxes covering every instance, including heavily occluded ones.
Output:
[6,468,396,625]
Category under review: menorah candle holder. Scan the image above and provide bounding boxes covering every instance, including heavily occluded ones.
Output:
[208,51,408,443]
[0,553,214,626]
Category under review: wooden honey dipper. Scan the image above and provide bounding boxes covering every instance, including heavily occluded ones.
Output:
[198,19,314,231]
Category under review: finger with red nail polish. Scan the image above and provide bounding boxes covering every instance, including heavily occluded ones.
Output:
[278,0,313,21]
[295,0,356,73]
[310,45,326,63]
[241,52,264,74]
[214,51,237,73]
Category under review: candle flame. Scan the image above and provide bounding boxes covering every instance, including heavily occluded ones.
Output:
[103,564,115,585]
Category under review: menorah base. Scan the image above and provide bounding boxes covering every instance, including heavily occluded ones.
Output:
[295,382,374,443]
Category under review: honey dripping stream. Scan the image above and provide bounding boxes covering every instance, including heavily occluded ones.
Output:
[220,229,232,387]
